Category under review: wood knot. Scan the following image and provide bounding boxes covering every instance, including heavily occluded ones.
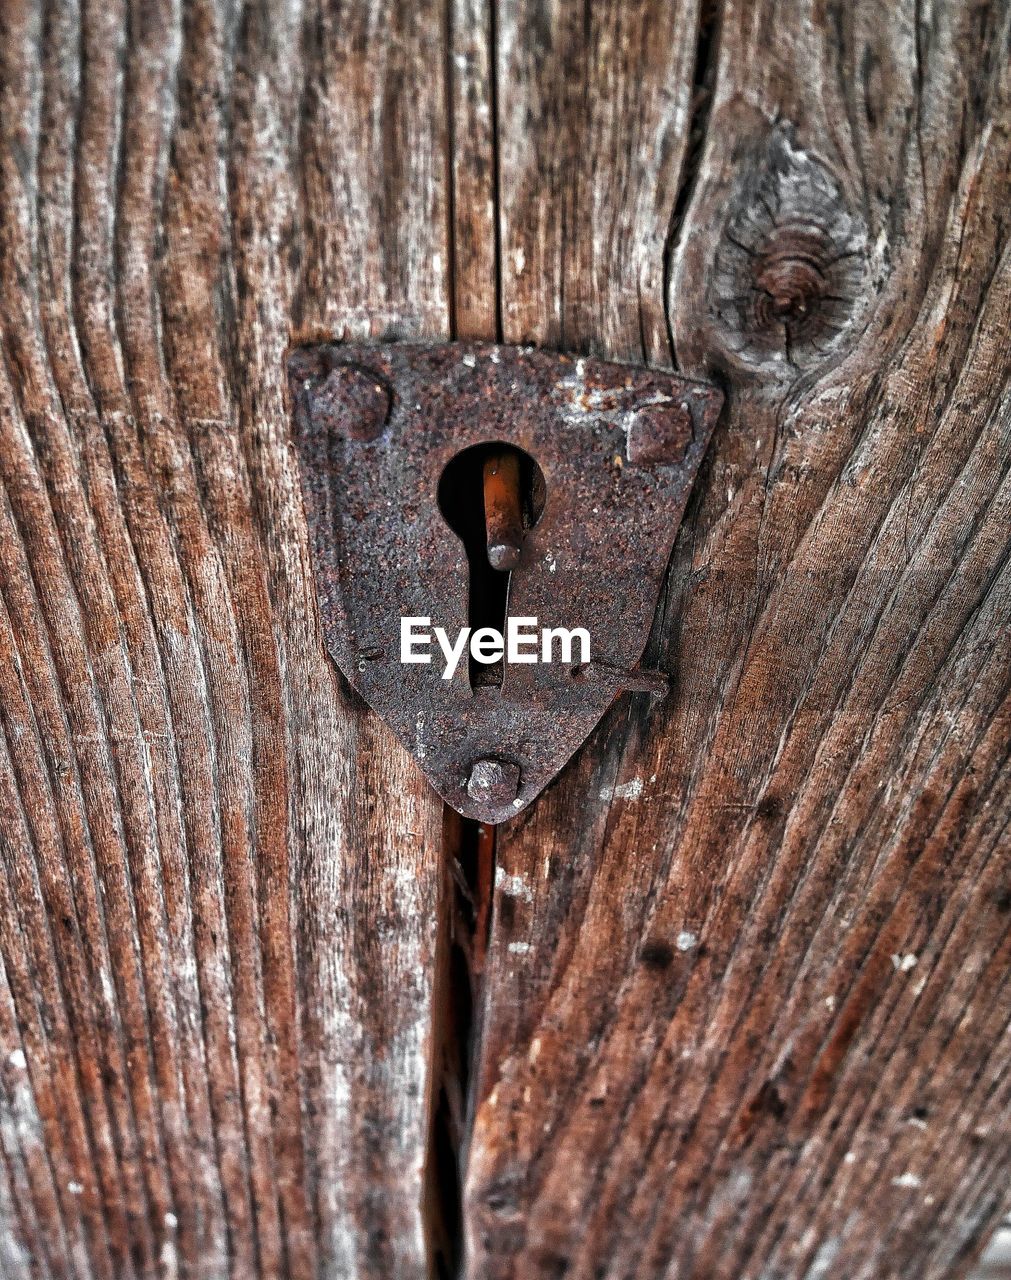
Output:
[706,129,868,377]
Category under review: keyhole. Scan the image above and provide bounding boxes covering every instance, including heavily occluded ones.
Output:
[437,443,546,689]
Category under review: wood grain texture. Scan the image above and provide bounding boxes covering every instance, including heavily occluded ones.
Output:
[0,0,446,1276]
[0,0,1009,1277]
[494,0,705,363]
[464,2,1011,1278]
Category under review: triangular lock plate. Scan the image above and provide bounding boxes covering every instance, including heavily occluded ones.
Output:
[287,342,722,823]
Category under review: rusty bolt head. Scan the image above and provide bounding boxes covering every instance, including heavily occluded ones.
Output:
[466,758,521,806]
[308,363,392,442]
[626,402,693,466]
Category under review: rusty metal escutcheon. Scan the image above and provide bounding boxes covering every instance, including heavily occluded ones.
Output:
[287,341,723,823]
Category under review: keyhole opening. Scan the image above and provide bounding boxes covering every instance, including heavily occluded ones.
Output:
[437,443,546,689]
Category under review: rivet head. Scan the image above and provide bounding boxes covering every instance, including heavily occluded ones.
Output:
[626,402,693,466]
[309,364,391,441]
[466,758,521,806]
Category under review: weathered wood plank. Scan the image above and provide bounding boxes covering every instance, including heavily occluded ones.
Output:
[1,0,1009,1276]
[465,2,1011,1277]
[494,0,706,363]
[450,0,500,339]
[0,0,448,1276]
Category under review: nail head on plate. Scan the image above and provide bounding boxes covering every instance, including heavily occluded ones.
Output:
[309,364,392,441]
[467,758,521,806]
[626,402,693,466]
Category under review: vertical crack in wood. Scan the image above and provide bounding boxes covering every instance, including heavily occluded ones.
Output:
[490,0,504,342]
[444,0,459,339]
[662,0,723,369]
[434,3,502,1269]
[427,810,496,1277]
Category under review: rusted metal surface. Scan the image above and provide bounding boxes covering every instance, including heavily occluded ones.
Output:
[287,341,723,822]
[482,451,525,571]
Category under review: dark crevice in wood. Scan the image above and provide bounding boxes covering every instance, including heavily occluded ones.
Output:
[662,0,722,370]
[433,4,501,1269]
[427,809,496,1277]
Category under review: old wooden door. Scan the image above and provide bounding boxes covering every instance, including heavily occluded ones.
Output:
[0,0,1009,1276]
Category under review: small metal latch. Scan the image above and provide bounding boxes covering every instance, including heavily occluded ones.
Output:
[287,342,722,823]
